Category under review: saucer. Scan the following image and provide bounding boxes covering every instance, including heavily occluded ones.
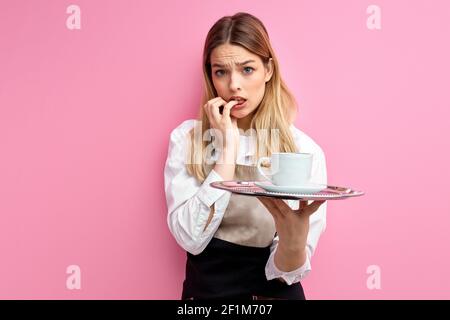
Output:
[254,181,327,194]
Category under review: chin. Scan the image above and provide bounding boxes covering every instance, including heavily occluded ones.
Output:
[231,109,248,118]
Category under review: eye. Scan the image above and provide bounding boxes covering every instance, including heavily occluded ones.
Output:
[214,70,225,77]
[243,67,254,74]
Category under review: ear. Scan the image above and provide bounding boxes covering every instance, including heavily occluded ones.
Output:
[264,58,274,83]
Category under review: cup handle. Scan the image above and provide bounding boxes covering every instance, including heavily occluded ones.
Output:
[256,157,272,182]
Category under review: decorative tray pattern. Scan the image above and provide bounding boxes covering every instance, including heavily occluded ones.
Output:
[210,181,365,200]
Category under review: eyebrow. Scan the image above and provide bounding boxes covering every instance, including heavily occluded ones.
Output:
[211,59,256,68]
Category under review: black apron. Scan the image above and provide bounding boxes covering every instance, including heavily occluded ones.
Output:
[181,164,306,300]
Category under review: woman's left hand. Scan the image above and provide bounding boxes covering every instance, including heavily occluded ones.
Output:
[256,197,326,251]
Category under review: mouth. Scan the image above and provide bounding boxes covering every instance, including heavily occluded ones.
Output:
[232,100,247,109]
[229,97,248,109]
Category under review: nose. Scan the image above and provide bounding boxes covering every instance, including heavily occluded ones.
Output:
[229,71,241,92]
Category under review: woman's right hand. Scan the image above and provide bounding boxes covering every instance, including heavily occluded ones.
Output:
[203,97,240,159]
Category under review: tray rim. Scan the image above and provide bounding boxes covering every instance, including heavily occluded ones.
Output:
[210,180,365,200]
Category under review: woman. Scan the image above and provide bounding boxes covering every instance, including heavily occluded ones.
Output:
[164,12,327,300]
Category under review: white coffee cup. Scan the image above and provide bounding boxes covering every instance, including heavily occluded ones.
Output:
[256,152,313,186]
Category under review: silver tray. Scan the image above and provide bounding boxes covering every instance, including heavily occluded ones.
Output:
[210,181,365,200]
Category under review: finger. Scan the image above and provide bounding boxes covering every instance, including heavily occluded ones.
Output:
[263,197,291,217]
[262,196,287,207]
[210,97,223,103]
[294,200,308,214]
[257,196,282,219]
[204,98,222,118]
[207,97,222,107]
[272,198,293,214]
[210,97,232,119]
[209,97,226,123]
[303,200,326,216]
[210,99,224,121]
[222,100,239,119]
[299,200,309,210]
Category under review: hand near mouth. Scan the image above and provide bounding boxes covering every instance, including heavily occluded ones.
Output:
[219,104,239,115]
[203,97,241,157]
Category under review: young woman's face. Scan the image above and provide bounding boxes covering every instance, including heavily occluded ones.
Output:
[210,44,273,119]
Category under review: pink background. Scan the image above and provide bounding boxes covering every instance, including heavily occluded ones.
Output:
[1,0,449,299]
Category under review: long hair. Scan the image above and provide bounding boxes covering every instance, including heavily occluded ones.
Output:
[186,12,300,182]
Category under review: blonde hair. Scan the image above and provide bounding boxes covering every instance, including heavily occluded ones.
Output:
[187,12,300,182]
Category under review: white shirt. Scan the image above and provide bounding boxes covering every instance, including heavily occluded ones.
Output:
[164,119,328,285]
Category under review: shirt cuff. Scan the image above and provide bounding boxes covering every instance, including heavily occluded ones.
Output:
[265,247,312,285]
[196,169,231,208]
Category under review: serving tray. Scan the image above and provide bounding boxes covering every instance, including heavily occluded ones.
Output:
[210,181,365,201]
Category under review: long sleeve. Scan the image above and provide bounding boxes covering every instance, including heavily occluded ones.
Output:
[164,120,232,255]
[265,146,328,284]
